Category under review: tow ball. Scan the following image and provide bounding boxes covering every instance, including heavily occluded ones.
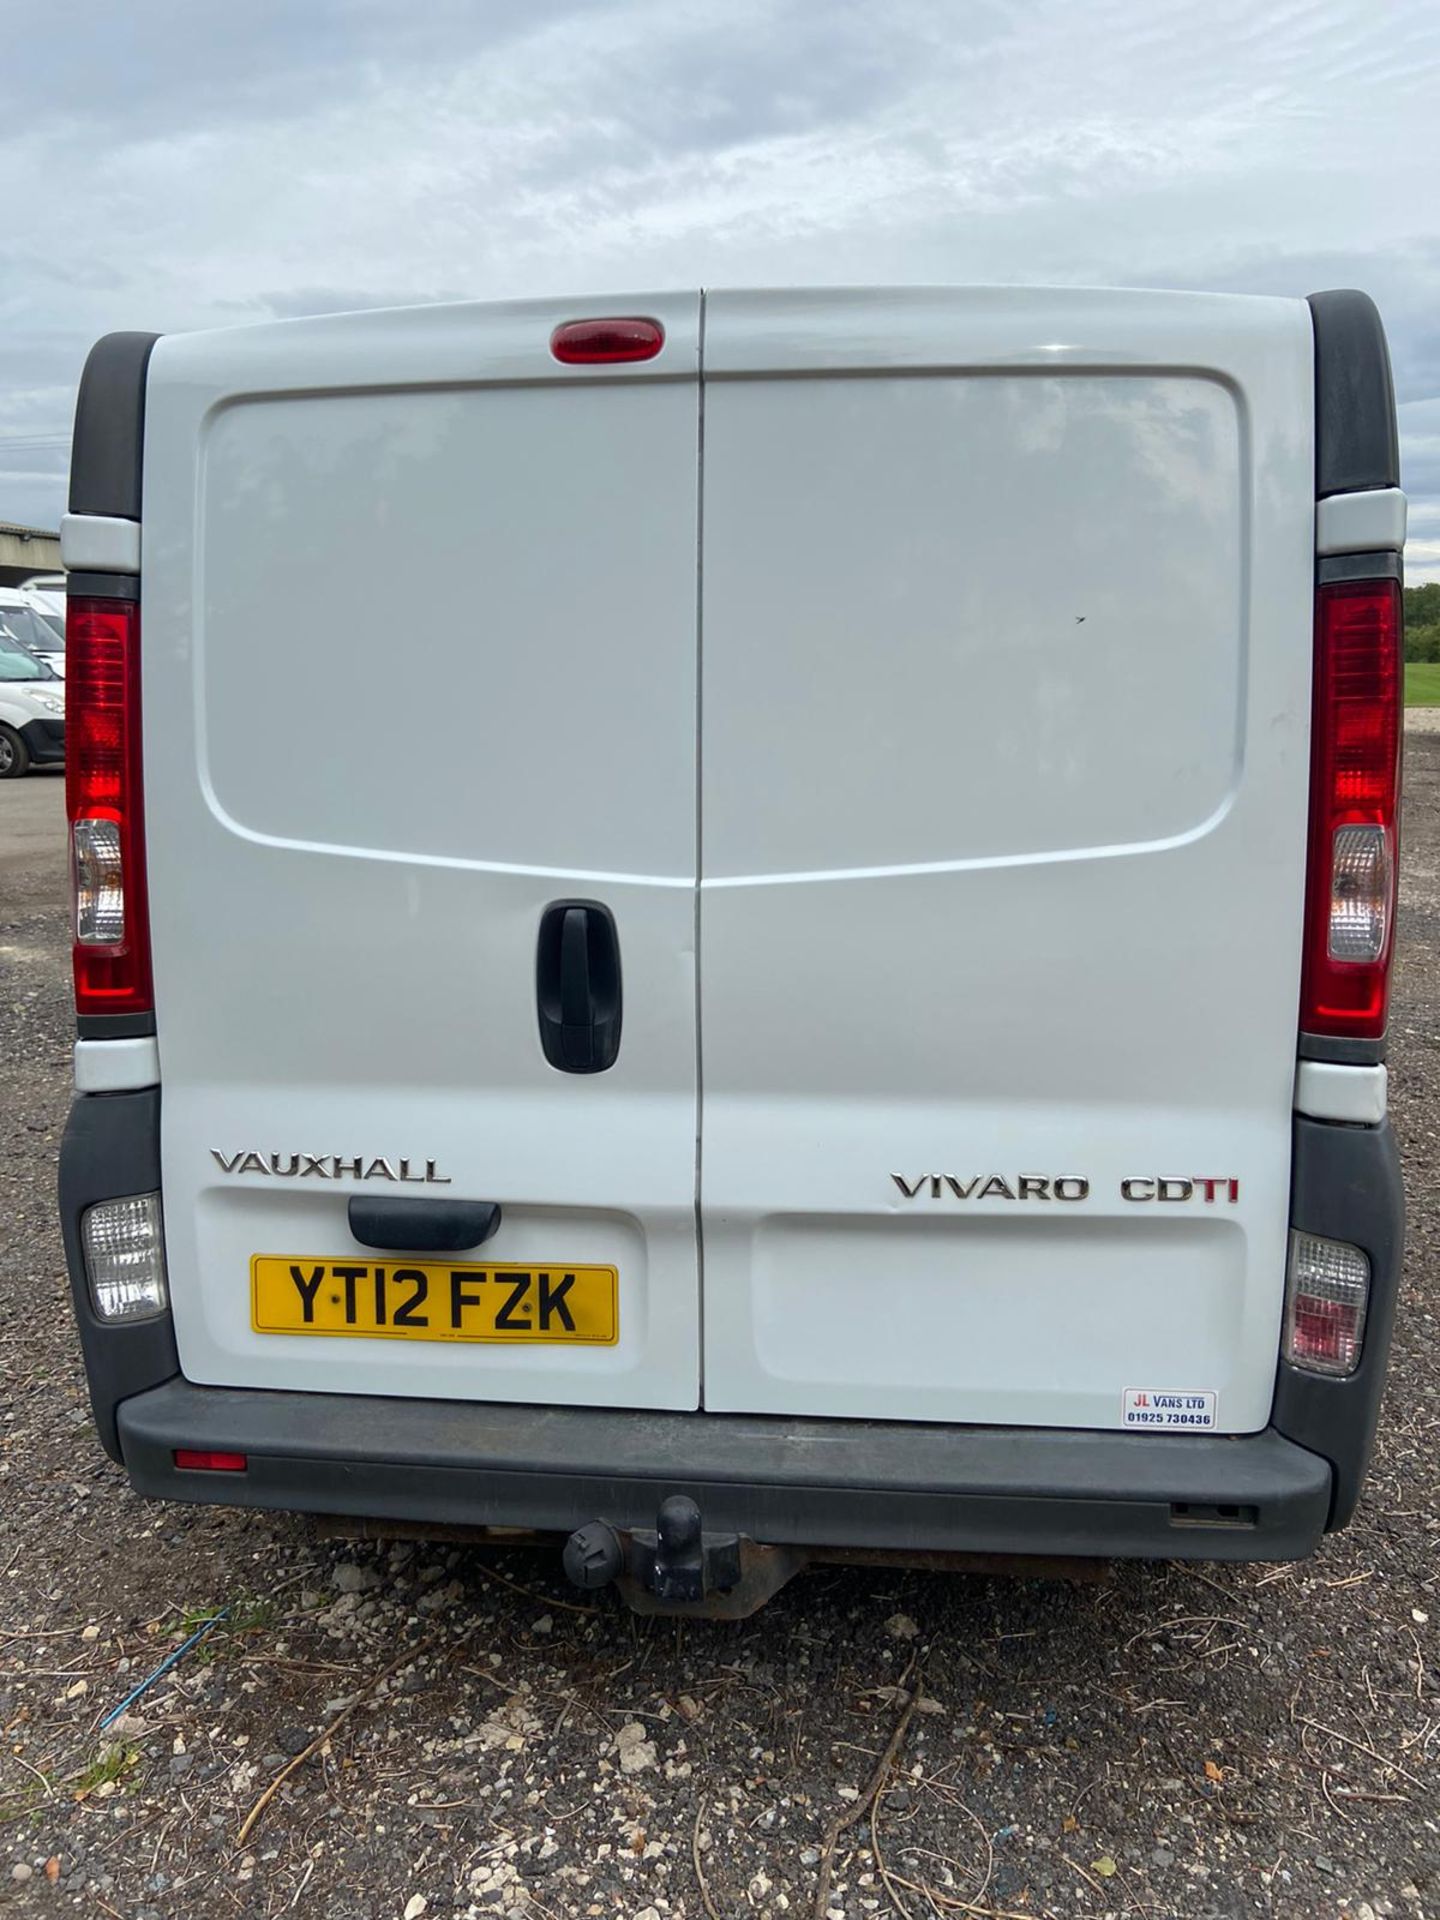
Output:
[564,1496,742,1608]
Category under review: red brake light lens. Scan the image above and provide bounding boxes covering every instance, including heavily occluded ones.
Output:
[173,1450,247,1472]
[1300,580,1401,1039]
[66,596,152,1017]
[550,317,665,365]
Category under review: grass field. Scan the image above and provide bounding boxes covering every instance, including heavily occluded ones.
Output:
[1406,662,1440,706]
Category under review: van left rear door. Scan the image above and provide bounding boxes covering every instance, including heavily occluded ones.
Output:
[140,295,703,1411]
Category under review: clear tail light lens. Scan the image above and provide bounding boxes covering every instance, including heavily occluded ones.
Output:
[1283,1230,1370,1376]
[72,817,125,943]
[1300,580,1401,1038]
[1327,823,1392,960]
[82,1193,168,1321]
[66,596,152,1016]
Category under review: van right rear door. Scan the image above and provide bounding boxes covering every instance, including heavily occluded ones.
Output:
[697,288,1316,1435]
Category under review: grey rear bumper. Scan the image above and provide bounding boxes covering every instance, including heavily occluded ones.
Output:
[117,1381,1332,1562]
[63,1090,1402,1564]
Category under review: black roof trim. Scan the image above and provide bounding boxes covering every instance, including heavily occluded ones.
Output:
[77,1011,156,1041]
[1317,551,1402,586]
[1307,292,1399,498]
[68,333,161,521]
[65,569,142,601]
[1299,1028,1386,1066]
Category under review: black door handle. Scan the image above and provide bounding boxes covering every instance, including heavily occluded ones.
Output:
[537,900,622,1073]
[348,1196,502,1253]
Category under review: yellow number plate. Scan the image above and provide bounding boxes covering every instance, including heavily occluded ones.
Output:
[251,1257,618,1346]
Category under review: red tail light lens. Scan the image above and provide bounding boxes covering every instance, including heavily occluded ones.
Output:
[173,1450,247,1472]
[66,597,152,1017]
[1300,580,1401,1039]
[550,317,665,365]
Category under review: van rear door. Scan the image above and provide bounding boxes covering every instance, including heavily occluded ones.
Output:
[141,295,703,1410]
[697,288,1315,1433]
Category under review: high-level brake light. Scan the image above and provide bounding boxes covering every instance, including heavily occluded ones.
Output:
[66,597,152,1017]
[550,317,665,365]
[1300,580,1401,1039]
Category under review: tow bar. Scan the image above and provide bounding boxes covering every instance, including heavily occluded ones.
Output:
[563,1496,805,1617]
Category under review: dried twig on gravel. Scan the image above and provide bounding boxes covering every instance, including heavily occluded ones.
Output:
[811,1663,923,1920]
[866,1870,1034,1920]
[869,1791,916,1920]
[469,1559,598,1616]
[1062,1854,1108,1899]
[1298,1718,1425,1793]
[692,1800,722,1920]
[237,1637,431,1845]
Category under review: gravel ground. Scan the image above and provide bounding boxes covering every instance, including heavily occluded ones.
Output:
[1,761,1436,1920]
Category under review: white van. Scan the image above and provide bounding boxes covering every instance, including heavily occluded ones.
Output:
[57,292,1405,1610]
[0,626,64,775]
[0,587,66,677]
[21,573,66,608]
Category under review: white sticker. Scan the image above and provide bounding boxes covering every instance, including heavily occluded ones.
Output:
[1122,1388,1217,1431]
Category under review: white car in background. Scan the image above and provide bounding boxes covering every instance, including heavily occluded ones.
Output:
[0,586,66,675]
[22,573,65,614]
[0,625,64,776]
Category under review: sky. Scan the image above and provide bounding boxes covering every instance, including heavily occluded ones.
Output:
[2,0,1437,575]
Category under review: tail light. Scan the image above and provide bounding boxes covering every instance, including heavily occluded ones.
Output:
[81,1193,168,1321]
[1300,580,1401,1039]
[65,597,152,1016]
[1283,1231,1370,1376]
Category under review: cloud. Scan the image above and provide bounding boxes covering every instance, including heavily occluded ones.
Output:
[0,0,1436,575]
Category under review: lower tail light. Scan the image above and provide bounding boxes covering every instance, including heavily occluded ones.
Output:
[1283,1230,1370,1376]
[174,1450,248,1472]
[81,1193,168,1321]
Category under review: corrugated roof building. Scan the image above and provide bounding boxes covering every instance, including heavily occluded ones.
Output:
[0,521,61,586]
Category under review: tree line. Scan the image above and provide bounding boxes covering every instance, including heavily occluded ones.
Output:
[1405,583,1440,663]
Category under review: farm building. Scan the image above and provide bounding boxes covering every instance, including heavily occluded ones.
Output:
[0,520,61,587]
